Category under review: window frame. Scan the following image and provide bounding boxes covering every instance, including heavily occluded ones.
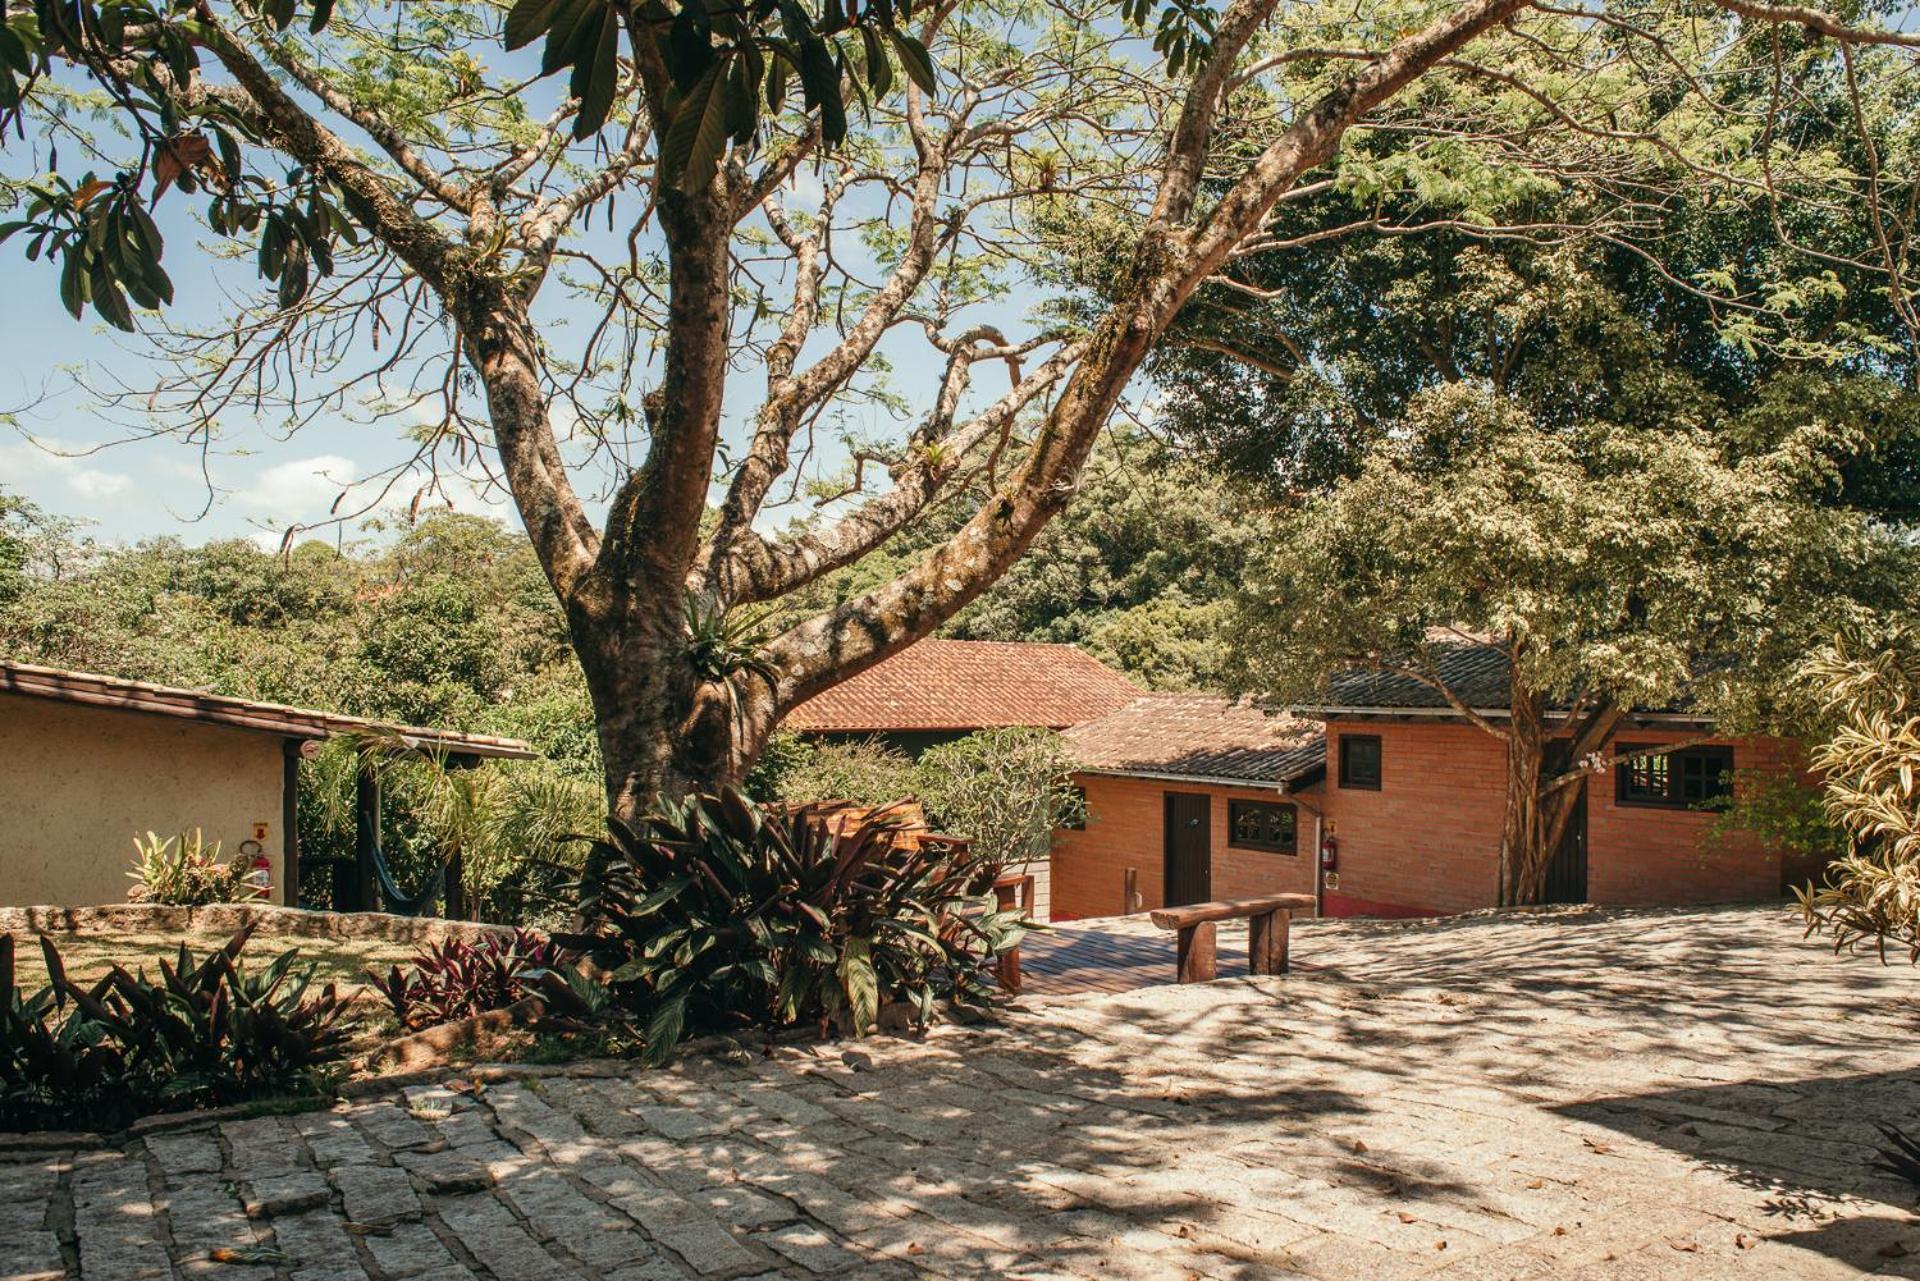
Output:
[1614,743,1735,809]
[1227,799,1298,855]
[1339,733,1383,791]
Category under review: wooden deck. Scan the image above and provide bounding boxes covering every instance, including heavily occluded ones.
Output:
[1017,915,1318,996]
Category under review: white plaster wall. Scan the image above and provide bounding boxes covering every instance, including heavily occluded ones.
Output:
[0,693,287,906]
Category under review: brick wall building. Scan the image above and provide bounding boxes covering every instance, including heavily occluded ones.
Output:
[1315,720,1797,916]
[1051,693,1326,921]
[1049,647,1810,921]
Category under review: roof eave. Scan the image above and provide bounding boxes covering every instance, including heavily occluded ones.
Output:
[1297,705,1718,732]
[1072,763,1326,793]
[0,666,538,760]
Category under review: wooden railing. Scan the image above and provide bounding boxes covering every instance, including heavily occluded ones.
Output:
[1149,893,1315,983]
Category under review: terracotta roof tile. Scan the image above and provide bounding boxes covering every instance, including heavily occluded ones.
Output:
[781,640,1142,733]
[1065,692,1326,788]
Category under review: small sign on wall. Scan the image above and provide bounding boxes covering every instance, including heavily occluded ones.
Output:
[252,822,270,842]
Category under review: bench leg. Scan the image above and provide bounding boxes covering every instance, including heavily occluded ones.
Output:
[997,944,1023,995]
[1176,922,1217,983]
[1249,910,1291,976]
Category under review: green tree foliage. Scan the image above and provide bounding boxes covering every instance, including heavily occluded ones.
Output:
[765,727,1083,868]
[1798,633,1920,960]
[761,737,920,809]
[915,727,1084,868]
[1053,17,1920,514]
[778,430,1267,690]
[0,511,574,733]
[1234,387,1914,903]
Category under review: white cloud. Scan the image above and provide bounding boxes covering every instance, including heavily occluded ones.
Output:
[241,454,360,513]
[65,467,134,500]
[0,440,134,503]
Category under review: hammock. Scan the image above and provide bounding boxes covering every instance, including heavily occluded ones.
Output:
[356,806,450,917]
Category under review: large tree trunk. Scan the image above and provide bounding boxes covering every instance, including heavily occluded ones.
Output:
[1497,682,1586,906]
[570,593,777,822]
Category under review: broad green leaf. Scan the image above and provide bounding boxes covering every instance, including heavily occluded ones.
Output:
[884,28,935,95]
[569,7,622,139]
[837,936,878,1033]
[504,0,566,50]
[660,61,729,192]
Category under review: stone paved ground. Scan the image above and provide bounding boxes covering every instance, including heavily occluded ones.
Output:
[6,903,1920,1281]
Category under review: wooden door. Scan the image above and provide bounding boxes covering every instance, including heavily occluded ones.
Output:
[1163,792,1212,907]
[1543,743,1588,904]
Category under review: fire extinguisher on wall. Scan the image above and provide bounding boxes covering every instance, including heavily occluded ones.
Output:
[1319,832,1339,872]
[239,839,272,901]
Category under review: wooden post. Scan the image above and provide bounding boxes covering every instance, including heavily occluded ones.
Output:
[997,946,1023,995]
[1176,921,1217,983]
[1249,909,1292,976]
[351,763,380,913]
[445,848,467,920]
[281,739,302,909]
[991,870,1033,995]
[1124,867,1141,915]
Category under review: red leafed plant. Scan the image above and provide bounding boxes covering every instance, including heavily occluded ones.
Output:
[371,929,559,1031]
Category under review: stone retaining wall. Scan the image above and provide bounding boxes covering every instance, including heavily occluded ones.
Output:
[0,902,519,945]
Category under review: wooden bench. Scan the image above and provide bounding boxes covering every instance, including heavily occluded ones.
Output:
[1148,893,1316,983]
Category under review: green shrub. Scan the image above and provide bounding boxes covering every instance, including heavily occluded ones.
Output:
[1,924,352,1131]
[915,727,1085,867]
[549,789,1025,1064]
[127,828,251,906]
[372,929,561,1031]
[770,738,920,808]
[1798,633,1920,959]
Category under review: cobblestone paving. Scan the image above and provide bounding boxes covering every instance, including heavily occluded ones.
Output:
[6,904,1920,1280]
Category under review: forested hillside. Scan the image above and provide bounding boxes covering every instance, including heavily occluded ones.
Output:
[0,430,1255,751]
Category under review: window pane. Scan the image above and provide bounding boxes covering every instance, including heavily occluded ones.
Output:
[1229,801,1297,852]
[1341,735,1382,788]
[1618,744,1732,807]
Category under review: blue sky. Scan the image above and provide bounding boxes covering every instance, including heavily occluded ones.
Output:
[0,194,524,547]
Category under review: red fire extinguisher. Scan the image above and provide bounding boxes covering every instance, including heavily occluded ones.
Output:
[1319,833,1339,872]
[240,839,272,901]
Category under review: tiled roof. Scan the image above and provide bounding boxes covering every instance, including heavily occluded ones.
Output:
[1064,693,1327,788]
[781,640,1143,733]
[1305,643,1701,720]
[0,660,537,759]
[1317,644,1513,711]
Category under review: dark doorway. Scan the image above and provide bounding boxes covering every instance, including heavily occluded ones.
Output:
[1543,742,1589,904]
[1163,792,1212,907]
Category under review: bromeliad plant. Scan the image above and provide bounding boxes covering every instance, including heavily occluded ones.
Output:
[1,925,352,1131]
[551,788,1026,1065]
[371,929,561,1032]
[127,828,251,906]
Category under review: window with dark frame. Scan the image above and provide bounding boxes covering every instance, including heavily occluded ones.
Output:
[1228,800,1297,854]
[1615,743,1734,808]
[1339,734,1382,790]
